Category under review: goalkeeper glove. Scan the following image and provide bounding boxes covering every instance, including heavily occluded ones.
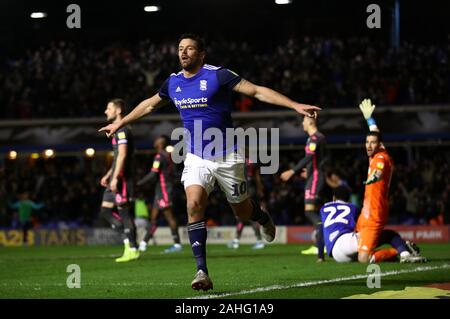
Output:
[363,170,382,185]
[359,98,377,129]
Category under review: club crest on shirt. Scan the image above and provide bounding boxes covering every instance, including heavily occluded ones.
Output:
[200,80,207,91]
[309,143,317,151]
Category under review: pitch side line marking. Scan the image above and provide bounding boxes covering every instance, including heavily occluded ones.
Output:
[0,282,183,287]
[189,264,450,299]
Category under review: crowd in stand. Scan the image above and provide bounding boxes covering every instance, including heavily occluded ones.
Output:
[1,147,448,229]
[1,36,449,119]
[1,35,448,228]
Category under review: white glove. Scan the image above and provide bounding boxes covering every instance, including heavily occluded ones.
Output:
[359,98,376,120]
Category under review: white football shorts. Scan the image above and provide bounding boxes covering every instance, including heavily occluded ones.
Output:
[332,232,359,263]
[181,152,248,203]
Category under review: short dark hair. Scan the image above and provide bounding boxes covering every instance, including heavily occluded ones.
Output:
[366,130,382,142]
[178,33,205,52]
[326,169,344,179]
[333,186,351,202]
[158,135,170,147]
[108,98,128,115]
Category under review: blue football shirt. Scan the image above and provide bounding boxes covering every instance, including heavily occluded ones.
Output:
[159,64,241,159]
[320,201,358,257]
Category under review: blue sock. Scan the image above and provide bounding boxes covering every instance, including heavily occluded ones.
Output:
[390,233,408,253]
[305,210,324,259]
[187,220,208,274]
[379,229,407,253]
[316,223,325,259]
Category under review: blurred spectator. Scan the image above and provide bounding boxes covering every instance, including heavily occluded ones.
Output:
[9,192,44,243]
[2,146,449,227]
[235,95,254,112]
[1,36,449,119]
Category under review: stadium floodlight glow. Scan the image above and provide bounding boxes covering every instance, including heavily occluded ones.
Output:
[8,151,18,160]
[30,12,48,19]
[44,149,55,158]
[85,148,95,157]
[275,0,292,4]
[165,145,174,153]
[144,6,160,12]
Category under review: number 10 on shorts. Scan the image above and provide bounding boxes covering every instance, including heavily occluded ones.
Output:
[232,182,247,197]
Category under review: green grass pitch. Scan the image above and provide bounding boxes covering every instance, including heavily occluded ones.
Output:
[1,243,449,299]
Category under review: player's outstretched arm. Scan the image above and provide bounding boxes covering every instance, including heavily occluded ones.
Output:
[280,155,313,182]
[137,172,157,186]
[31,201,45,210]
[99,93,168,137]
[8,201,19,209]
[233,79,321,118]
[359,98,379,132]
